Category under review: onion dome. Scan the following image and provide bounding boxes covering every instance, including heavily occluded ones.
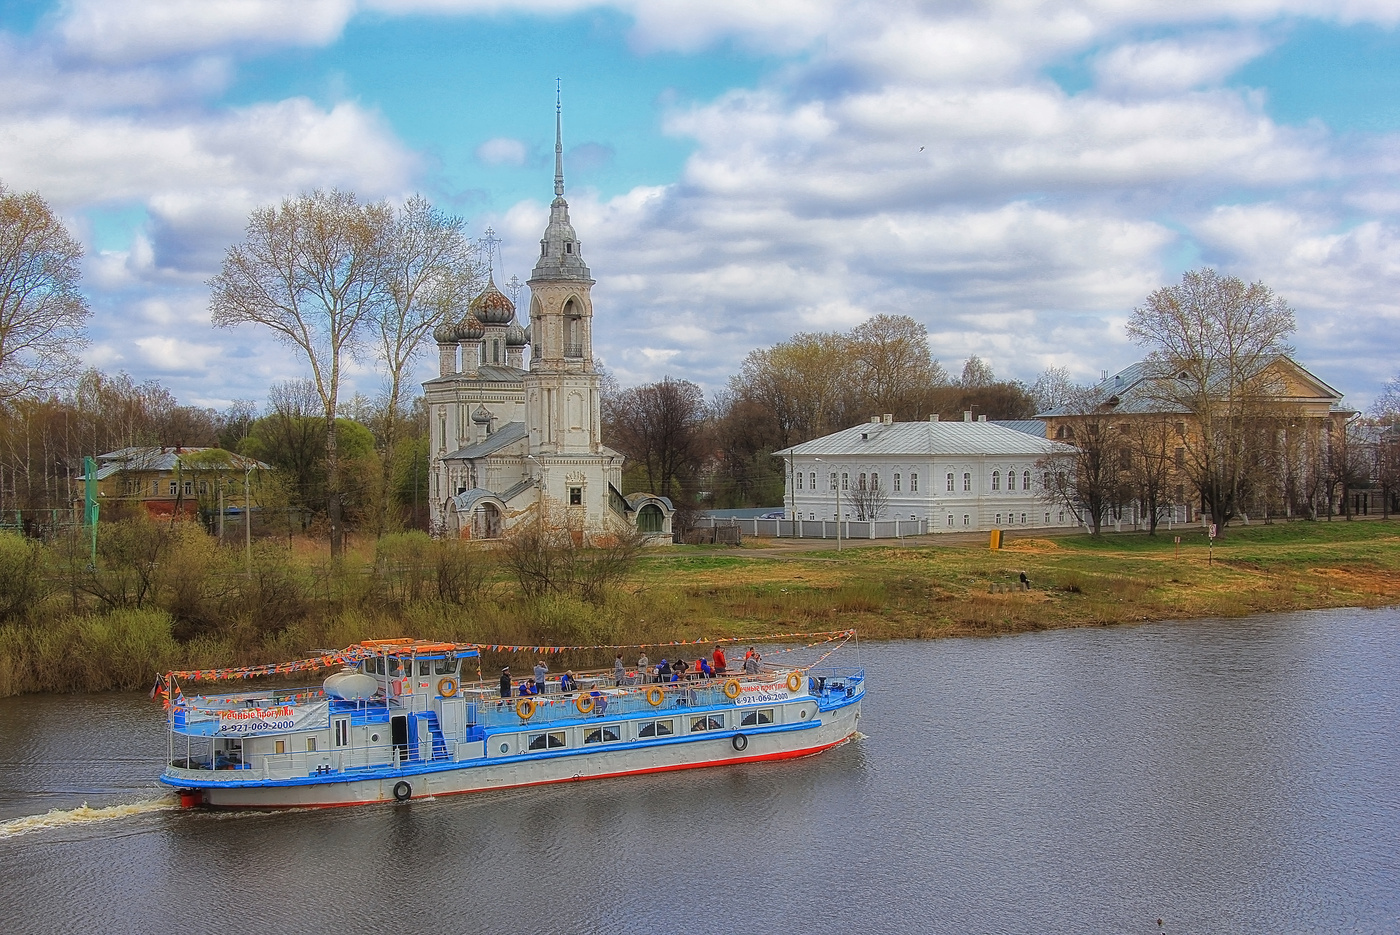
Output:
[433,320,458,344]
[456,313,485,341]
[471,405,493,425]
[522,323,532,345]
[505,320,528,347]
[468,276,515,325]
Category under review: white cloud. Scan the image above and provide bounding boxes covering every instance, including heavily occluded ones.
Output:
[1093,33,1273,95]
[475,137,529,166]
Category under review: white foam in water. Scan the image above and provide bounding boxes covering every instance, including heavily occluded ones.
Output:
[0,796,177,839]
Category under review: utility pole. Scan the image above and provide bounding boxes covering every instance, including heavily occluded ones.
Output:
[244,465,253,578]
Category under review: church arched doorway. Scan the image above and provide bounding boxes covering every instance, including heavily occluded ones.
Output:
[471,503,503,540]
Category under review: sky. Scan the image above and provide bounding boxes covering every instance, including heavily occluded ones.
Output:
[2,0,1400,414]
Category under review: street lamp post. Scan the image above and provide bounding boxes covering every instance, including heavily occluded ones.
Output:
[814,458,841,551]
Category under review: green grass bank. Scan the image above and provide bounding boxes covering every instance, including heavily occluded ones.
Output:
[0,519,1395,697]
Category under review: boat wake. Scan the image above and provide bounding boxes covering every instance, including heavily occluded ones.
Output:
[0,796,178,840]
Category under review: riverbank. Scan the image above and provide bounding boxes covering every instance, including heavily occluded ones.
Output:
[0,520,1395,696]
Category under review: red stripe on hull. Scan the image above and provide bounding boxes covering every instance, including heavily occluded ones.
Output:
[197,730,857,810]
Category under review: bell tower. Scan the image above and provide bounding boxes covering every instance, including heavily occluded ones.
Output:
[524,85,600,457]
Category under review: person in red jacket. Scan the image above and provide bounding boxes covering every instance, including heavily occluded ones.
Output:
[712,645,727,675]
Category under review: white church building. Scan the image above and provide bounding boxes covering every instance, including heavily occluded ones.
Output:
[775,414,1076,533]
[424,103,673,542]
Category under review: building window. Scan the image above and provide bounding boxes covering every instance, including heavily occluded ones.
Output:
[1059,511,1065,523]
[858,473,866,490]
[947,516,953,527]
[169,481,177,496]
[963,473,971,492]
[569,487,582,505]
[1006,470,1015,491]
[946,473,954,492]
[829,473,838,491]
[809,513,815,520]
[991,471,1000,491]
[151,480,158,496]
[893,473,901,491]
[184,481,192,495]
[871,473,879,489]
[841,473,849,491]
[996,513,1002,525]
[796,472,803,491]
[1021,513,1027,524]
[1175,447,1185,468]
[1024,470,1031,491]
[911,473,918,492]
[1045,513,1050,524]
[963,514,970,526]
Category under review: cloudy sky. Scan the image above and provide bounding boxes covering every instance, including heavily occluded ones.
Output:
[3,1,1399,412]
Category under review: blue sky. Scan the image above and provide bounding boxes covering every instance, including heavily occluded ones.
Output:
[1,0,1399,412]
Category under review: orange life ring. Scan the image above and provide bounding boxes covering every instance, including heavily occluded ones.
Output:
[516,698,537,719]
[576,693,595,714]
[786,671,803,693]
[438,678,458,698]
[645,686,664,706]
[723,678,742,699]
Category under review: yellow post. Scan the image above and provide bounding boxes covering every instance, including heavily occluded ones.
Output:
[989,529,1002,550]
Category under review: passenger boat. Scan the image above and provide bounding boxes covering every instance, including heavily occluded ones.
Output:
[157,631,864,808]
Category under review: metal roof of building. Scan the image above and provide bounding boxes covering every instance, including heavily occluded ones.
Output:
[423,364,525,387]
[80,447,269,480]
[442,421,528,461]
[989,420,1046,437]
[775,421,1070,458]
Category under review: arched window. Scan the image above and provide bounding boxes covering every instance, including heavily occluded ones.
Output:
[830,473,837,491]
[963,473,971,492]
[1023,470,1031,491]
[1006,470,1015,491]
[871,473,879,489]
[796,472,803,490]
[963,514,970,526]
[911,473,918,492]
[991,471,1000,491]
[858,473,866,490]
[946,473,954,492]
[809,472,816,490]
[637,504,664,533]
[893,473,901,491]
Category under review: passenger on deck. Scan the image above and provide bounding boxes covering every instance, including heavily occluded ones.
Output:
[498,667,511,707]
[673,657,689,682]
[698,657,713,679]
[614,653,625,685]
[656,658,672,682]
[518,680,537,697]
[744,651,761,675]
[637,652,650,683]
[533,660,548,694]
[561,671,578,693]
[712,645,727,675]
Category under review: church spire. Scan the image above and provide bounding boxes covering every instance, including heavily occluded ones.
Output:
[553,78,565,198]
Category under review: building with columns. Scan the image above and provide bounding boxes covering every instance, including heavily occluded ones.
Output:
[424,102,673,542]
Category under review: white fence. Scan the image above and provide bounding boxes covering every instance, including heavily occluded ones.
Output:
[692,516,930,540]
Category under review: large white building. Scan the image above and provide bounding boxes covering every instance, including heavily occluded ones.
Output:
[424,103,673,541]
[775,414,1075,533]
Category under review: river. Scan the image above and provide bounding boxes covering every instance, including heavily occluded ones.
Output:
[1,607,1397,934]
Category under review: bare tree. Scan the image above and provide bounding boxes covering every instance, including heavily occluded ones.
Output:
[1030,366,1076,413]
[209,190,393,557]
[730,332,855,449]
[499,510,645,602]
[1127,268,1296,538]
[845,474,890,521]
[603,377,708,504]
[1036,389,1123,536]
[960,355,996,388]
[850,314,947,419]
[0,183,90,397]
[373,195,480,534]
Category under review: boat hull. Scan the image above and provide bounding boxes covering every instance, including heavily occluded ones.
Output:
[172,699,861,809]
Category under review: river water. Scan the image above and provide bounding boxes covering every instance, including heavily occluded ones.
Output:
[1,608,1397,935]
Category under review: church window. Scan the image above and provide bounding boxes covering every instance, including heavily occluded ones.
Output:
[893,473,901,491]
[439,412,447,450]
[946,473,954,492]
[963,473,971,492]
[910,473,918,492]
[569,487,582,506]
[841,473,848,491]
[565,242,573,254]
[991,471,1000,491]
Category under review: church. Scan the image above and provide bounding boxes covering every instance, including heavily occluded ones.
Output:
[424,103,674,542]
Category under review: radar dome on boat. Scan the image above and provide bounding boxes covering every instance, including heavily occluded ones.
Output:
[323,669,377,701]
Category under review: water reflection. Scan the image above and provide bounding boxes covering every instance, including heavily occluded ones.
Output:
[1,608,1397,934]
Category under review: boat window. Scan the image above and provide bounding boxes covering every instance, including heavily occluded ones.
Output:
[527,731,567,751]
[388,658,404,677]
[418,660,432,676]
[274,740,285,755]
[307,736,317,752]
[334,719,349,747]
[740,708,775,727]
[584,725,621,744]
[435,657,458,676]
[638,719,674,738]
[690,715,725,732]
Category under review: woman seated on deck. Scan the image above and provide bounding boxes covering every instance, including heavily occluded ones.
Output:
[560,671,578,693]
